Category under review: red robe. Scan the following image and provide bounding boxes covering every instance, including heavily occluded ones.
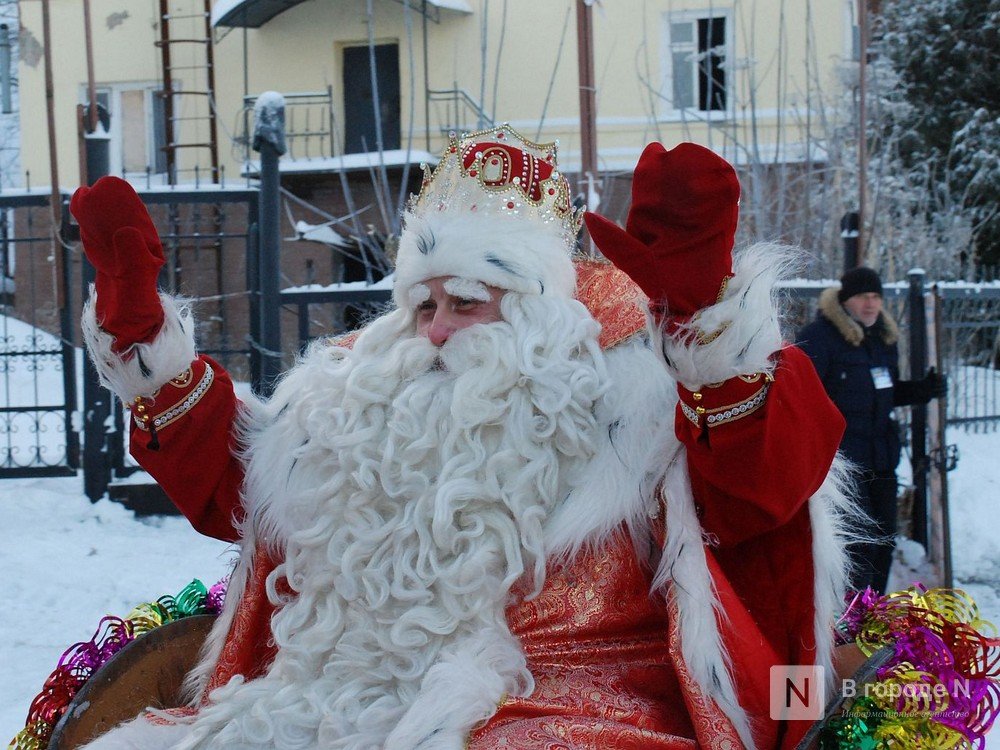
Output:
[127,263,845,749]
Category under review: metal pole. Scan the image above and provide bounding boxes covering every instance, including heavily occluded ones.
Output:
[59,201,80,471]
[81,124,112,502]
[252,92,287,395]
[841,211,860,274]
[83,0,98,133]
[203,0,220,182]
[575,0,598,255]
[41,0,62,243]
[423,0,431,153]
[908,268,929,548]
[0,24,12,114]
[857,0,868,264]
[932,285,953,586]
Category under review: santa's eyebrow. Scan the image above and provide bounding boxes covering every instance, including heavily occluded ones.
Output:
[408,283,431,307]
[443,277,491,301]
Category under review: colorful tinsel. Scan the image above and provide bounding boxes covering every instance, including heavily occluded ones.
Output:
[822,585,1000,749]
[7,578,227,750]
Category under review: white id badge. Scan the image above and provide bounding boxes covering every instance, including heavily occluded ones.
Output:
[870,366,893,389]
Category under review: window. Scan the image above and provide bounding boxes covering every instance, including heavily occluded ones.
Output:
[80,84,168,178]
[664,11,732,113]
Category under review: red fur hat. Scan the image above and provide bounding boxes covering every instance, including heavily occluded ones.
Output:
[584,142,739,317]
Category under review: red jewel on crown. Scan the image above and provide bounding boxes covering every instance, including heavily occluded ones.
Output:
[409,124,581,249]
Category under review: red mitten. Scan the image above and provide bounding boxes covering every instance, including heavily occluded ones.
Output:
[70,176,165,353]
[584,142,739,325]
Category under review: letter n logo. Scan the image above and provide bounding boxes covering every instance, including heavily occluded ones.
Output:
[769,665,825,720]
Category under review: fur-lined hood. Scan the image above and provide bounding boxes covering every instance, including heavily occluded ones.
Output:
[817,286,899,347]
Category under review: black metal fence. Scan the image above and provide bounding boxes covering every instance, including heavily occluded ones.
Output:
[0,191,78,478]
[934,284,1000,433]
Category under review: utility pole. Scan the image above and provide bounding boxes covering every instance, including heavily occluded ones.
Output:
[41,0,61,243]
[576,0,598,256]
[83,0,98,133]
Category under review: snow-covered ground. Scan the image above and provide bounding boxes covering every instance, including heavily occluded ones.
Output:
[1,315,999,746]
[0,482,234,741]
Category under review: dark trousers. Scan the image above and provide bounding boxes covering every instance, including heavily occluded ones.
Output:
[849,471,899,595]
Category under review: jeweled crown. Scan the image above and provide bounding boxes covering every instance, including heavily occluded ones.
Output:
[409,123,582,251]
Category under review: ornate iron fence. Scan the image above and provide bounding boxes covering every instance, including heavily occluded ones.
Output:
[934,284,1000,433]
[0,191,78,478]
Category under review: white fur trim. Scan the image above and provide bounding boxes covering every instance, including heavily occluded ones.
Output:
[392,212,575,307]
[655,454,759,749]
[658,243,795,389]
[544,337,677,559]
[809,454,867,690]
[81,291,197,402]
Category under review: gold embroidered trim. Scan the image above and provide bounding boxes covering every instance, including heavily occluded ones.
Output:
[681,380,771,429]
[168,367,194,388]
[133,365,214,432]
[692,275,734,345]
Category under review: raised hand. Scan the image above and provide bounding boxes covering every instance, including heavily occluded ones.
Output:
[583,142,739,324]
[70,176,165,353]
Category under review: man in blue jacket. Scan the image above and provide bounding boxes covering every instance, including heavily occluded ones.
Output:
[797,266,945,594]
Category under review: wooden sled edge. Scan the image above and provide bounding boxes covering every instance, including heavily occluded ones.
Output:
[48,614,216,750]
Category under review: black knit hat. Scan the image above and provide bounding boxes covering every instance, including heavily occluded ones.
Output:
[838,266,883,303]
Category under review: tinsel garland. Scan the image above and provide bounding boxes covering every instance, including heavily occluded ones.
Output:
[7,578,227,750]
[821,585,1000,749]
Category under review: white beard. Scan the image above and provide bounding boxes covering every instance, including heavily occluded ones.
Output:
[175,294,607,750]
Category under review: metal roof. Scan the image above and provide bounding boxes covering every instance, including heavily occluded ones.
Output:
[212,0,472,29]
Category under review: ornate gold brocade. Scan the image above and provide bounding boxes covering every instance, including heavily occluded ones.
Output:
[470,532,704,749]
[202,541,282,698]
[573,259,648,350]
[665,594,743,749]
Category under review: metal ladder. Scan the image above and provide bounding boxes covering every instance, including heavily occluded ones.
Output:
[155,0,220,184]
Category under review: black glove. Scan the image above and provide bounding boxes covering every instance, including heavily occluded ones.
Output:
[926,367,948,400]
[894,367,947,406]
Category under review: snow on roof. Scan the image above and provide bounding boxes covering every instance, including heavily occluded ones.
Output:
[211,0,245,26]
[211,0,306,28]
[243,149,437,176]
